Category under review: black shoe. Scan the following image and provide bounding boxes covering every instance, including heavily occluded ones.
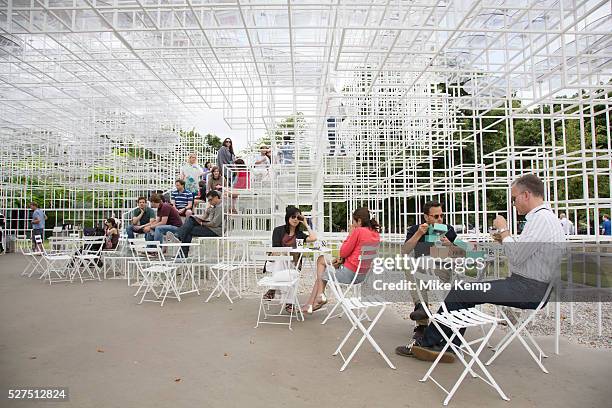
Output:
[395,345,415,358]
[409,303,428,321]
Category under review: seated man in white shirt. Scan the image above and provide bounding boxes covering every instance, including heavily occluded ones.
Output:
[396,174,566,363]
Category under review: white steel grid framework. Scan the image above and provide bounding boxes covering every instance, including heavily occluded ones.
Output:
[0,0,609,240]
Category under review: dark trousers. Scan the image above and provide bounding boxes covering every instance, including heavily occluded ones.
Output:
[175,217,218,256]
[421,274,550,347]
[32,228,44,250]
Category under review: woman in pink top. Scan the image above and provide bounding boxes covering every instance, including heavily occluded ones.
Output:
[302,207,381,314]
[229,158,250,213]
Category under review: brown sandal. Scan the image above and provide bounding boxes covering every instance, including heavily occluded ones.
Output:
[311,303,324,312]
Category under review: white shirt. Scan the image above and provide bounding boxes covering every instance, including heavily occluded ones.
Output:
[559,218,574,235]
[502,204,567,283]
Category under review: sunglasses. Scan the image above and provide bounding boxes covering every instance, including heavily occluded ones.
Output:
[290,215,300,219]
[428,214,444,219]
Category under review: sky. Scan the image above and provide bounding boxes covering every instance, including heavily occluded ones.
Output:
[188,108,251,151]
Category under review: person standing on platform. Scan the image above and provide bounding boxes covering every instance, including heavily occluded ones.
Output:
[601,214,611,236]
[217,138,235,179]
[179,153,205,195]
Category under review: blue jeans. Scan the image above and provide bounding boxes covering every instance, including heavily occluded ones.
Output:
[145,225,179,245]
[126,224,146,239]
[175,217,218,256]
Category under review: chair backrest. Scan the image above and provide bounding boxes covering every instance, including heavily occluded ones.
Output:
[354,242,380,276]
[34,234,45,253]
[82,236,106,256]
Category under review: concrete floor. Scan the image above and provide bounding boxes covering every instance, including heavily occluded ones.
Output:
[1,253,611,408]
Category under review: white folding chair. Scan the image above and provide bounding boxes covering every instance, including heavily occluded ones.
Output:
[131,242,180,306]
[326,265,395,371]
[71,237,105,283]
[254,248,303,330]
[20,240,45,277]
[486,281,555,374]
[321,243,380,325]
[159,242,201,298]
[38,236,75,285]
[205,241,245,304]
[413,271,508,405]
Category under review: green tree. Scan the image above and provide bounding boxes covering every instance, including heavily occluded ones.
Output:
[205,133,222,150]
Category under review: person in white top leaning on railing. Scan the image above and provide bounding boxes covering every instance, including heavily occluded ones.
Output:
[395,174,567,363]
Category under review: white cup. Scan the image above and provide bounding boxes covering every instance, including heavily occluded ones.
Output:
[296,239,304,247]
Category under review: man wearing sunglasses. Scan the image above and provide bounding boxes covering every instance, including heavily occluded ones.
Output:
[397,174,566,363]
[399,201,459,343]
[166,190,222,257]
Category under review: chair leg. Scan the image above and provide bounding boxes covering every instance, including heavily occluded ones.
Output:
[444,326,509,405]
[321,301,342,324]
[486,310,549,373]
[338,305,395,371]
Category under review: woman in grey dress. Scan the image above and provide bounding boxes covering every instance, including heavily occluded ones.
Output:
[217,138,235,178]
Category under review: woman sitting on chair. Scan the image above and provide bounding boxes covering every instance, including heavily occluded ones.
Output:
[104,218,119,250]
[264,206,318,303]
[302,207,380,314]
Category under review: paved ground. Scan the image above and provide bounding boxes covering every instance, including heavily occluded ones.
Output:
[1,253,611,408]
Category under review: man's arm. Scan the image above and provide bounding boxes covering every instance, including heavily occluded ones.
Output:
[202,207,222,228]
[156,216,169,227]
[401,224,427,255]
[131,210,143,225]
[494,215,545,267]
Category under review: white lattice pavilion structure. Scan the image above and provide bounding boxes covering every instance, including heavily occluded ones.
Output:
[0,0,610,239]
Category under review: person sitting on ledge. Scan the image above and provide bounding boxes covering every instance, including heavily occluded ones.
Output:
[193,180,208,209]
[165,190,223,257]
[171,179,194,218]
[126,197,155,239]
[144,193,183,245]
[395,174,567,363]
[207,166,225,193]
[302,207,380,314]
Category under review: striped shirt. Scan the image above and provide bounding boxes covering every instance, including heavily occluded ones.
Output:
[502,204,567,283]
[171,189,193,210]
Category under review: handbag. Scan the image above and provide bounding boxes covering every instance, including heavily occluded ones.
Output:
[268,259,298,282]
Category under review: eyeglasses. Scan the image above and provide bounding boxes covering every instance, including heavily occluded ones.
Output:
[511,190,528,204]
